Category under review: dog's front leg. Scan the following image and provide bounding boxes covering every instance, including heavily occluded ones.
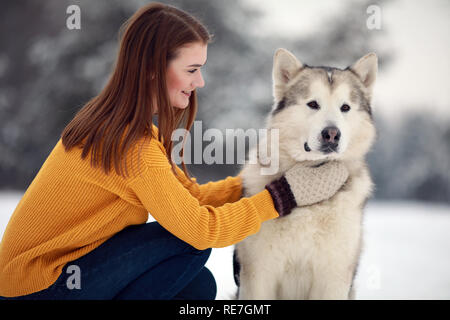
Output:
[238,268,279,300]
[308,278,352,300]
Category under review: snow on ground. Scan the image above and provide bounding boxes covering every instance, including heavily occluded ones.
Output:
[1,191,449,299]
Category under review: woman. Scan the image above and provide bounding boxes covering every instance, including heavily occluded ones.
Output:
[0,3,348,300]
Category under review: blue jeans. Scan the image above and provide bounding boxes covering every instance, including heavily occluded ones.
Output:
[0,222,216,300]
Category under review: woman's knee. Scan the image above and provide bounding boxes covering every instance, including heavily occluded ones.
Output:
[174,266,217,300]
[200,267,217,300]
[135,222,212,258]
[189,247,212,270]
[192,247,212,257]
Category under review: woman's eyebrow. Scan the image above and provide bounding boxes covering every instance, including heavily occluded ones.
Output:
[187,60,207,67]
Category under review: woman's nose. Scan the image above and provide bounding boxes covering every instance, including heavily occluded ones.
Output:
[194,71,205,88]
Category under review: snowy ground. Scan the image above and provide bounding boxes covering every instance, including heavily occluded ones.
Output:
[1,191,449,299]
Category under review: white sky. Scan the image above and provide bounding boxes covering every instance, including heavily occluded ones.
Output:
[243,0,450,121]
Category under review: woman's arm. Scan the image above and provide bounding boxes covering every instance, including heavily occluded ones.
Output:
[174,165,243,207]
[126,142,278,250]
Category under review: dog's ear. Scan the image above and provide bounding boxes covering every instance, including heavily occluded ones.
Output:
[350,53,378,93]
[273,48,303,101]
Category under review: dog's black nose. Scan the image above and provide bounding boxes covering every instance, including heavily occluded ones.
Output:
[321,126,341,144]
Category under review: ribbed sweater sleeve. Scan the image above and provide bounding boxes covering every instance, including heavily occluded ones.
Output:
[173,165,243,207]
[127,140,279,250]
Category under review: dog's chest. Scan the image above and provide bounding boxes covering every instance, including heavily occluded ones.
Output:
[240,162,373,255]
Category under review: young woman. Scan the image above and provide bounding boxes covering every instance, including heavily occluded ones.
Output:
[0,3,348,300]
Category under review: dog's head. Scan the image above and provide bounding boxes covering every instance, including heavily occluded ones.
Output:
[268,48,377,162]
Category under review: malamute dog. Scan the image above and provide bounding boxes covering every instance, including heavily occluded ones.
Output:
[234,48,377,299]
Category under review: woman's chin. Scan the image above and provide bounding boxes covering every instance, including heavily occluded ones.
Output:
[173,103,189,110]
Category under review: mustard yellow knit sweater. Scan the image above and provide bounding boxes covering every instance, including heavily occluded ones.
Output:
[0,124,279,297]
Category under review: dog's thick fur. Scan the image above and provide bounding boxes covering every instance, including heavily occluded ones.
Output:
[234,49,377,300]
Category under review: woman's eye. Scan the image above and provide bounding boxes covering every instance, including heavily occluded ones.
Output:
[307,100,320,110]
[188,69,197,74]
[341,104,351,112]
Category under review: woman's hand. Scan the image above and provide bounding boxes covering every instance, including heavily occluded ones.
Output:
[265,161,349,217]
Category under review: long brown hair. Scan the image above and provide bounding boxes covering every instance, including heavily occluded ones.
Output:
[61,2,211,180]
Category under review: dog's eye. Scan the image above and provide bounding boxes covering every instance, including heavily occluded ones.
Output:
[307,101,320,110]
[341,104,351,112]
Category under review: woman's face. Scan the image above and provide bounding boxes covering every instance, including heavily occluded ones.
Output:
[166,42,207,110]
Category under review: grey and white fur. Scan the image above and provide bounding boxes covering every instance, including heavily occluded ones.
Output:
[234,48,377,300]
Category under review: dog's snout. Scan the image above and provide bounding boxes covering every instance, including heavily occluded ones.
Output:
[321,126,341,143]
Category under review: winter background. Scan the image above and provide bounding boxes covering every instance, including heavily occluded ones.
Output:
[0,0,449,299]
